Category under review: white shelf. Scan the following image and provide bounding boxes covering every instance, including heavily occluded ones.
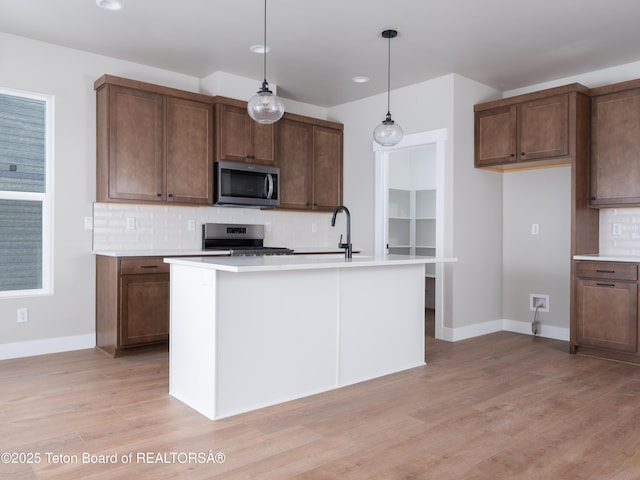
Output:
[387,181,437,290]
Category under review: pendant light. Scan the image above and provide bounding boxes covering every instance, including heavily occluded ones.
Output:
[247,0,285,124]
[373,29,403,146]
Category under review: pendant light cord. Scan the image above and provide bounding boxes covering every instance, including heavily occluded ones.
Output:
[386,32,391,116]
[263,0,267,84]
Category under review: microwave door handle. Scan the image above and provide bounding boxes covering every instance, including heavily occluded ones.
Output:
[265,173,274,199]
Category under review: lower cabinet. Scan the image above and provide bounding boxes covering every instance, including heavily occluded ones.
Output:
[574,261,639,362]
[96,256,170,357]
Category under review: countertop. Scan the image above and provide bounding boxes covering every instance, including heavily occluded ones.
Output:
[92,247,352,258]
[164,254,458,273]
[573,254,640,263]
[92,249,231,257]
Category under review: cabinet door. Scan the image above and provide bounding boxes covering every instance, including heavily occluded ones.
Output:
[166,97,214,204]
[216,103,250,162]
[216,103,275,165]
[591,89,640,206]
[277,119,312,209]
[251,121,276,165]
[108,86,164,201]
[312,126,343,211]
[474,105,517,167]
[519,94,569,162]
[575,279,638,353]
[120,273,170,346]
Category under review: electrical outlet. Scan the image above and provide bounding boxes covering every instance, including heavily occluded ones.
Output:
[84,216,93,230]
[17,307,28,323]
[126,217,136,230]
[265,221,272,233]
[531,223,539,235]
[529,294,549,312]
[311,223,317,233]
[187,219,196,231]
[613,223,622,236]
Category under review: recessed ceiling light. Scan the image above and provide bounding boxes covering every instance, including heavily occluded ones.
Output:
[249,45,270,54]
[352,76,370,84]
[96,0,124,11]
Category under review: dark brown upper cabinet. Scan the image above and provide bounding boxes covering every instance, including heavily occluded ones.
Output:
[276,113,343,211]
[215,98,276,166]
[590,79,640,207]
[474,84,589,171]
[95,75,214,205]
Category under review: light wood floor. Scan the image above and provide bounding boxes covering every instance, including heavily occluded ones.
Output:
[2,328,640,479]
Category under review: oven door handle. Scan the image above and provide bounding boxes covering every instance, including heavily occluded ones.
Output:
[265,173,274,199]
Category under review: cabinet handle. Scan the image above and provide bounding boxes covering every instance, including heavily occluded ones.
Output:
[168,193,173,198]
[510,153,515,157]
[596,269,615,273]
[521,152,526,156]
[157,193,162,197]
[140,265,159,269]
[596,282,616,287]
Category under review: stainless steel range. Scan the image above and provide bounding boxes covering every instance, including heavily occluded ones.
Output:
[202,223,294,256]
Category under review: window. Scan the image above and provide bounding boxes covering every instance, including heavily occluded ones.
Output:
[0,88,53,297]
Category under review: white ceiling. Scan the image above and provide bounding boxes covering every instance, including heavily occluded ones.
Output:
[2,0,640,107]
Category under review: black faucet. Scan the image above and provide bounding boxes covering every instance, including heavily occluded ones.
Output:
[331,205,352,259]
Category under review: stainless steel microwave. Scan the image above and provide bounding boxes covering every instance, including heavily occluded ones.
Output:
[214,161,280,208]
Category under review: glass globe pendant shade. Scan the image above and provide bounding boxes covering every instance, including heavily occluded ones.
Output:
[247,81,285,124]
[373,112,403,146]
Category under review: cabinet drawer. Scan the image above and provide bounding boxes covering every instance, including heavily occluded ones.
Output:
[120,257,170,275]
[576,262,637,281]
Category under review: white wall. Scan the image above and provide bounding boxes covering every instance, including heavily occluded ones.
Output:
[448,75,504,337]
[503,167,571,334]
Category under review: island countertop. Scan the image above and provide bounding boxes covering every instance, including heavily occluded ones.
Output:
[164,254,458,273]
[573,254,640,263]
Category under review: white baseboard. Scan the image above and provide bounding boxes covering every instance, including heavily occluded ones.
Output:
[440,319,569,343]
[0,334,95,361]
[0,319,571,359]
[442,319,504,342]
[502,319,569,341]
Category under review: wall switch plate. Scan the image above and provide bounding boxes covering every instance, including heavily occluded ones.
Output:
[613,223,622,236]
[311,223,317,233]
[84,217,93,230]
[17,307,28,323]
[531,223,539,235]
[187,219,196,231]
[265,222,272,233]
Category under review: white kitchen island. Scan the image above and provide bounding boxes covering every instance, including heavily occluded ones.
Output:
[164,254,456,420]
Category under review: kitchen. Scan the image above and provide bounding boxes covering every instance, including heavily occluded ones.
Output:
[3,0,640,477]
[8,1,634,358]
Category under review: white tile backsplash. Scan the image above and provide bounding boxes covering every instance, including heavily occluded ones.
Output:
[599,208,640,256]
[92,203,334,252]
